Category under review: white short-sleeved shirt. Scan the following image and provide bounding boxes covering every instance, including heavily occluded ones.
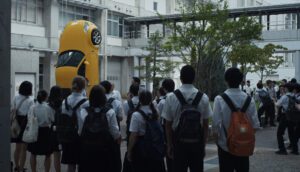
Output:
[161,84,212,131]
[13,95,34,116]
[123,96,139,116]
[28,102,55,127]
[212,88,260,152]
[80,103,121,139]
[112,90,122,102]
[276,92,294,112]
[61,92,89,134]
[129,106,154,136]
[106,93,125,121]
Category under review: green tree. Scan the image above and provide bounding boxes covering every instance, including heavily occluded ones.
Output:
[136,31,178,94]
[163,0,262,99]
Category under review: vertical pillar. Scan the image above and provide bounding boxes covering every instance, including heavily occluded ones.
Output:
[44,0,59,50]
[133,56,139,77]
[146,24,150,38]
[297,11,300,30]
[295,51,300,82]
[162,23,166,37]
[121,58,129,96]
[43,53,57,92]
[0,0,11,171]
[100,9,108,80]
[267,14,270,31]
[259,14,262,25]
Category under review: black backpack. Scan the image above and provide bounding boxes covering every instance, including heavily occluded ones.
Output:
[135,110,165,161]
[56,98,86,144]
[174,90,204,144]
[258,90,273,106]
[286,95,300,122]
[156,96,166,104]
[106,97,115,108]
[126,99,137,142]
[81,107,114,151]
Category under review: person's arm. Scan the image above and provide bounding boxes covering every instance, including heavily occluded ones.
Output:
[212,96,221,140]
[201,94,213,144]
[127,132,138,162]
[123,101,129,117]
[248,98,260,131]
[115,101,124,122]
[296,103,300,111]
[107,110,121,141]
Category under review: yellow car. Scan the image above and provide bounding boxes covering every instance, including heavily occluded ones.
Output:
[55,20,101,97]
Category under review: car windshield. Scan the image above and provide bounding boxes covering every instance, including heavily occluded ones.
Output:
[57,51,84,68]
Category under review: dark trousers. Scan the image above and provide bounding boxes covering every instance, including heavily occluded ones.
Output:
[166,156,173,172]
[258,104,275,126]
[218,146,249,172]
[111,142,122,172]
[173,142,204,172]
[277,115,297,151]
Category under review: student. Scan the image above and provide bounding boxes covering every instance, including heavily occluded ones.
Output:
[60,76,88,172]
[162,65,212,172]
[11,81,35,172]
[132,77,141,86]
[100,80,124,172]
[245,80,253,97]
[276,83,298,155]
[122,84,139,172]
[27,90,55,172]
[212,67,260,172]
[160,78,175,172]
[266,80,276,126]
[255,82,275,127]
[127,90,165,172]
[153,87,167,114]
[48,86,63,172]
[79,85,121,172]
[111,83,122,102]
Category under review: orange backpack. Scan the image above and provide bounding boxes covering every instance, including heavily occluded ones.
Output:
[221,93,255,157]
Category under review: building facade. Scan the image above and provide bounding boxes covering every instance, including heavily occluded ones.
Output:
[11,0,170,99]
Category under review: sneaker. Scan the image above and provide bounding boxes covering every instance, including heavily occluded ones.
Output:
[275,150,288,155]
[290,151,299,155]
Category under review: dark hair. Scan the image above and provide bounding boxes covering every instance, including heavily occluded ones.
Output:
[37,90,48,104]
[100,80,112,94]
[19,81,33,96]
[282,79,287,84]
[247,80,250,84]
[138,90,158,120]
[129,84,139,96]
[266,80,272,85]
[284,83,294,92]
[180,65,195,84]
[132,77,141,85]
[162,79,175,92]
[290,78,297,84]
[48,86,62,108]
[89,85,107,107]
[72,76,86,92]
[257,82,263,89]
[295,84,300,93]
[224,67,243,88]
[158,87,166,96]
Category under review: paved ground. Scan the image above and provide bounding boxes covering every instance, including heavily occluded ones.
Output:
[11,125,300,172]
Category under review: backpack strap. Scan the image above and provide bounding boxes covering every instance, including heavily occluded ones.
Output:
[73,98,87,111]
[101,107,111,114]
[192,92,203,106]
[137,110,150,121]
[241,96,252,113]
[174,89,187,105]
[64,98,69,111]
[128,99,135,110]
[221,93,237,112]
[107,97,115,105]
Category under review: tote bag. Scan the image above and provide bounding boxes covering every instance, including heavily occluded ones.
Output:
[22,108,39,143]
[11,97,27,138]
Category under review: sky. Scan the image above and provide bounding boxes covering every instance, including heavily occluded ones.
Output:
[266,0,300,4]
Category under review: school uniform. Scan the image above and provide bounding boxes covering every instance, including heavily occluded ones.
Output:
[112,90,122,102]
[212,88,260,172]
[129,106,165,172]
[60,92,88,165]
[79,104,121,172]
[123,96,139,117]
[11,95,34,143]
[162,84,212,172]
[27,102,55,156]
[106,93,124,172]
[276,92,298,153]
[267,87,276,125]
[255,88,275,126]
[48,100,62,152]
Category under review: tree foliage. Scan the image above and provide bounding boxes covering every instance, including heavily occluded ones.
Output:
[136,31,178,93]
[163,0,262,99]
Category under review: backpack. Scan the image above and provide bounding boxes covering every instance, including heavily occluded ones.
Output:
[106,97,115,109]
[135,110,165,161]
[174,90,204,144]
[286,95,300,122]
[56,98,86,144]
[258,90,273,106]
[81,107,114,151]
[156,96,166,104]
[126,99,136,142]
[221,93,255,157]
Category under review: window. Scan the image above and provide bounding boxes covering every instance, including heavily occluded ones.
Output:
[153,2,158,11]
[11,0,44,25]
[57,51,85,68]
[59,5,95,28]
[39,57,44,90]
[107,11,124,37]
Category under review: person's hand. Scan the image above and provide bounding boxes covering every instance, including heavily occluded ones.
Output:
[296,103,300,111]
[167,145,174,159]
[127,151,133,162]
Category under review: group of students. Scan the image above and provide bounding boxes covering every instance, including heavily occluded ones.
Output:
[12,65,269,172]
